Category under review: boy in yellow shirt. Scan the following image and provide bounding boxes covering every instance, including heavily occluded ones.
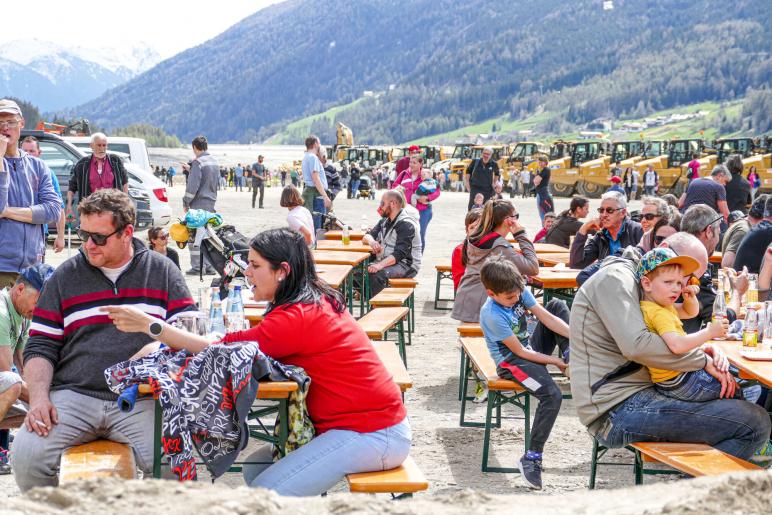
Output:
[637,248,737,401]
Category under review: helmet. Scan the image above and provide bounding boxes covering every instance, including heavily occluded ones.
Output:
[169,222,190,249]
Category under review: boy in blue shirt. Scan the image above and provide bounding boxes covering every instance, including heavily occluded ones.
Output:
[479,257,570,489]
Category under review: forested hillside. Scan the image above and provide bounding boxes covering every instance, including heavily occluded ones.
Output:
[77,0,771,143]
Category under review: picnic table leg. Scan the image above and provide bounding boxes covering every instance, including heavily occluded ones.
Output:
[277,398,289,458]
[543,288,553,305]
[458,346,466,401]
[359,261,369,317]
[523,394,531,451]
[152,400,162,479]
[589,439,600,489]
[633,449,644,485]
[481,393,496,472]
[409,292,415,332]
[396,319,407,367]
[346,271,354,314]
[459,351,472,426]
[434,270,441,310]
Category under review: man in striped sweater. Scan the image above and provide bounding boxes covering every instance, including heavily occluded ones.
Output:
[12,189,196,491]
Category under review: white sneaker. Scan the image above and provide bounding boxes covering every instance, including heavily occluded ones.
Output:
[472,382,488,403]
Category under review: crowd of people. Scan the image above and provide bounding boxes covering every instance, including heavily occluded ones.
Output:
[1,93,771,496]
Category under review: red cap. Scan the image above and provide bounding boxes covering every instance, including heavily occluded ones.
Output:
[610,176,622,183]
[408,145,420,153]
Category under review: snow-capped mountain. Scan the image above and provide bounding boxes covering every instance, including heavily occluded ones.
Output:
[0,39,161,111]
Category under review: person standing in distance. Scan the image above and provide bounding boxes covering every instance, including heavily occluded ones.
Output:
[301,136,331,232]
[251,155,267,209]
[21,137,65,256]
[181,135,218,275]
[533,156,554,222]
[465,147,499,211]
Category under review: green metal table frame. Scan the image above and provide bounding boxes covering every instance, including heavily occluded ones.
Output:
[383,317,408,367]
[434,269,454,310]
[458,349,531,473]
[588,439,681,489]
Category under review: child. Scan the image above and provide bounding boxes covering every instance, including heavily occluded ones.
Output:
[471,192,485,210]
[479,258,569,490]
[411,168,438,208]
[637,248,735,401]
[452,209,483,291]
[532,212,556,243]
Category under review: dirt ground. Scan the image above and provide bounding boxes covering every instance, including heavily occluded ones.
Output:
[5,176,768,512]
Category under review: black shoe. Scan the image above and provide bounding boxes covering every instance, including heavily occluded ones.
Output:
[517,454,543,490]
[186,268,201,276]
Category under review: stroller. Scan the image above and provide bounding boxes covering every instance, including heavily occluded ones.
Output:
[356,176,375,200]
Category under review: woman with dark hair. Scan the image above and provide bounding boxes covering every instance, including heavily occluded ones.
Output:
[147,226,180,269]
[451,199,539,323]
[644,214,680,251]
[103,228,409,496]
[280,185,314,245]
[545,196,589,248]
[622,167,633,200]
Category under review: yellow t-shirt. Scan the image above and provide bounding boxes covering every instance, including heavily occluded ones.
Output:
[640,300,685,383]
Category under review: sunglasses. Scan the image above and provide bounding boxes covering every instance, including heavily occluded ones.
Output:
[77,227,121,246]
[701,215,723,233]
[508,213,520,220]
[653,234,668,245]
[597,207,622,215]
[157,233,169,240]
[641,213,660,221]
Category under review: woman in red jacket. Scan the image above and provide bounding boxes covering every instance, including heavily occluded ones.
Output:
[105,228,410,496]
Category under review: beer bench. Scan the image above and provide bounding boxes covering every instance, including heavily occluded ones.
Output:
[434,264,454,310]
[387,278,417,332]
[59,440,137,484]
[459,337,530,473]
[357,307,410,366]
[346,456,428,498]
[370,288,415,345]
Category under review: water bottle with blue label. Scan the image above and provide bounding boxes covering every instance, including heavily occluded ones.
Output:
[209,299,227,335]
[226,285,245,331]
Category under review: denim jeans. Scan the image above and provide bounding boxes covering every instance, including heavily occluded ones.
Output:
[349,179,360,198]
[655,369,742,403]
[242,418,411,496]
[368,262,415,298]
[536,193,553,222]
[418,205,432,253]
[595,387,770,460]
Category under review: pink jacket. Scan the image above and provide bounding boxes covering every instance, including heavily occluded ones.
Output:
[393,170,440,211]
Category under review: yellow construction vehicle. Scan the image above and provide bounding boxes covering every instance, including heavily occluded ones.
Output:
[633,139,710,196]
[713,136,772,193]
[328,123,354,161]
[503,141,550,182]
[548,140,611,197]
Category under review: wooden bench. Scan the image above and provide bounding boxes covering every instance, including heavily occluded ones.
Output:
[459,337,529,473]
[387,278,417,332]
[59,440,137,484]
[373,340,412,394]
[434,264,454,310]
[346,456,428,497]
[370,288,415,345]
[588,440,763,489]
[456,324,483,400]
[357,307,410,366]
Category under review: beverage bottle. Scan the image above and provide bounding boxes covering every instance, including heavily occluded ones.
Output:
[360,215,368,232]
[227,285,245,331]
[209,288,221,321]
[763,302,772,351]
[711,281,727,340]
[747,274,758,305]
[342,225,350,245]
[742,308,758,350]
[209,299,227,335]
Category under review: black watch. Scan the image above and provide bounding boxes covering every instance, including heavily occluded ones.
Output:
[149,321,164,338]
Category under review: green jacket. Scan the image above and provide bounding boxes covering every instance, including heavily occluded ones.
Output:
[0,288,28,353]
[569,256,707,434]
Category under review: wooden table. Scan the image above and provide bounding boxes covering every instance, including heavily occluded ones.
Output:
[709,340,772,388]
[506,239,567,253]
[324,230,366,241]
[537,253,571,266]
[315,239,374,253]
[529,267,581,305]
[710,252,722,264]
[312,250,371,315]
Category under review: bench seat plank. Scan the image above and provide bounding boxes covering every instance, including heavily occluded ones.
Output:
[370,288,414,307]
[630,442,762,477]
[461,337,525,392]
[373,341,412,392]
[388,278,418,288]
[60,440,137,483]
[347,456,428,493]
[357,307,409,338]
[456,324,483,337]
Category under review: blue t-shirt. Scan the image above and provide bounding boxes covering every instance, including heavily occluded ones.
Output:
[479,290,537,366]
[234,166,244,178]
[301,152,327,190]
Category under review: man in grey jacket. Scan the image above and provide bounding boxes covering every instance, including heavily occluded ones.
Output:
[570,232,770,460]
[181,135,218,275]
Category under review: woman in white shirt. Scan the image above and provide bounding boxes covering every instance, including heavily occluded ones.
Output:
[280,185,315,245]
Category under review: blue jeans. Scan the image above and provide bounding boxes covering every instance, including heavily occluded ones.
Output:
[418,205,432,253]
[595,387,770,460]
[350,179,360,197]
[242,418,411,496]
[655,369,742,403]
[312,196,326,232]
[536,193,553,221]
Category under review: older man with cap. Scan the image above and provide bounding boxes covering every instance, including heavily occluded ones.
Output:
[0,264,54,474]
[66,132,128,222]
[0,99,62,290]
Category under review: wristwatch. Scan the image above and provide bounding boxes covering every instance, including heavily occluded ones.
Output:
[148,321,164,338]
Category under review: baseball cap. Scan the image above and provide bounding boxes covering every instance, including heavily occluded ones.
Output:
[636,247,700,280]
[610,176,622,184]
[408,145,420,153]
[18,263,55,291]
[727,210,746,224]
[0,99,22,117]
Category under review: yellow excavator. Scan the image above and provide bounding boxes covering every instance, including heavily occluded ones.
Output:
[713,136,772,193]
[633,139,710,196]
[326,122,354,162]
[548,139,611,197]
[502,141,550,183]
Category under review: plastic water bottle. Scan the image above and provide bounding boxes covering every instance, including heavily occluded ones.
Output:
[226,285,245,331]
[209,299,226,335]
[360,215,368,232]
[208,288,220,321]
[342,225,350,245]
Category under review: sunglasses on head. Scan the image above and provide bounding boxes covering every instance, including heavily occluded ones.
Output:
[597,207,622,215]
[642,213,660,221]
[77,227,121,246]
[701,215,723,233]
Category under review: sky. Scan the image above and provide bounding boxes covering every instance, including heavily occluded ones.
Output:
[0,0,284,58]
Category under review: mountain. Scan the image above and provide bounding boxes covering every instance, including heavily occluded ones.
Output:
[0,39,161,111]
[78,0,771,143]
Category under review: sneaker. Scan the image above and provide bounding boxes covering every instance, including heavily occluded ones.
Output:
[0,448,10,476]
[472,382,488,403]
[754,440,772,463]
[517,454,543,490]
[186,268,202,276]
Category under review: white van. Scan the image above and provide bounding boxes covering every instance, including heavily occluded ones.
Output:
[65,136,152,174]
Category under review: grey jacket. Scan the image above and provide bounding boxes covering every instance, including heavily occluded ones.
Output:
[569,256,707,434]
[451,232,538,323]
[371,208,422,273]
[184,151,219,211]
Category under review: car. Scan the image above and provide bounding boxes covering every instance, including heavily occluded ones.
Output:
[20,130,154,233]
[65,135,152,174]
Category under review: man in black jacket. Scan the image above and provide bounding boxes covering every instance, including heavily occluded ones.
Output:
[723,154,752,214]
[570,190,643,269]
[464,147,499,211]
[66,133,128,221]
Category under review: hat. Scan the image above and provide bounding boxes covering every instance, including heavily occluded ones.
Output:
[610,175,622,184]
[408,145,420,153]
[169,222,190,249]
[636,248,700,280]
[727,210,746,224]
[748,194,768,219]
[19,263,55,291]
[0,99,22,117]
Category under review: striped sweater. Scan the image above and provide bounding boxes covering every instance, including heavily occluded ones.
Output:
[25,239,196,400]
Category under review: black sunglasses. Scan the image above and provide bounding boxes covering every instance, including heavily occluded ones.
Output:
[597,207,622,215]
[701,215,723,233]
[77,227,121,246]
[653,234,668,245]
[508,213,520,220]
[642,213,660,221]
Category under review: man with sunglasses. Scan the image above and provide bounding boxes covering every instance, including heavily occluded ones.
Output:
[0,99,62,290]
[570,191,643,270]
[13,189,196,491]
